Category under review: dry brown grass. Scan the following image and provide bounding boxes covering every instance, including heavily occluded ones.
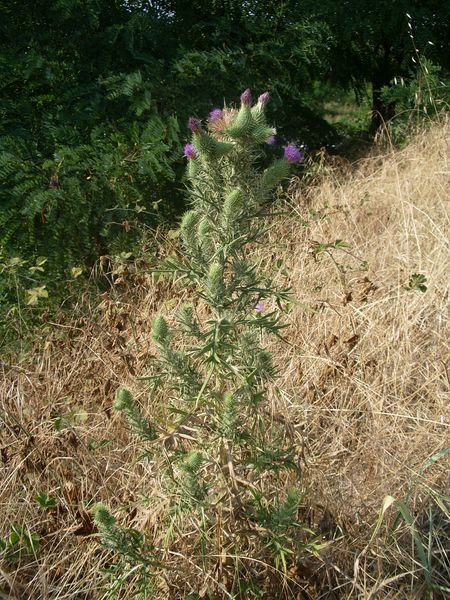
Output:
[1,119,449,599]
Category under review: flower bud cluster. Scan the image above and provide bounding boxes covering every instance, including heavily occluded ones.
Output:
[184,89,304,169]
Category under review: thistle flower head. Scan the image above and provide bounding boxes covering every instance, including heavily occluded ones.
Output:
[240,88,252,106]
[266,135,276,145]
[258,91,270,107]
[187,117,202,133]
[209,108,223,122]
[183,143,196,160]
[255,302,265,312]
[283,144,304,164]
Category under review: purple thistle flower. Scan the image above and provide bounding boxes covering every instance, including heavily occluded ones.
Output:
[258,91,270,107]
[240,88,252,106]
[209,108,223,122]
[283,144,304,164]
[183,143,196,160]
[266,135,276,145]
[255,302,265,313]
[187,117,202,133]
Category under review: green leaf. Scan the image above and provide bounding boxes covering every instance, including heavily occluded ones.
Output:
[54,408,89,431]
[70,266,83,278]
[26,285,48,305]
[35,491,58,508]
[406,272,427,292]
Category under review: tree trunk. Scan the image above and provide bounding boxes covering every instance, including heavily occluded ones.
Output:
[370,44,397,135]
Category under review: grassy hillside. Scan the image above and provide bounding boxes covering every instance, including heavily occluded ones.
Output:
[1,119,449,599]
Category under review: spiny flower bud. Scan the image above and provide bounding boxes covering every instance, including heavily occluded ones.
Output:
[252,125,276,144]
[266,135,276,145]
[187,117,202,133]
[207,263,224,301]
[93,504,116,529]
[194,131,234,160]
[258,91,270,107]
[187,158,198,179]
[261,158,290,190]
[222,188,244,227]
[240,330,257,355]
[283,144,304,164]
[180,209,200,251]
[221,392,237,437]
[152,315,171,344]
[226,105,255,138]
[177,303,194,324]
[198,217,212,240]
[251,91,270,125]
[114,388,133,411]
[197,218,213,258]
[240,88,252,106]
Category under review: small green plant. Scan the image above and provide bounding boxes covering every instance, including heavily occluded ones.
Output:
[312,239,351,256]
[96,89,315,597]
[94,504,161,597]
[0,524,40,562]
[406,272,427,293]
[0,254,48,321]
[35,491,58,509]
[369,447,450,598]
[53,407,89,431]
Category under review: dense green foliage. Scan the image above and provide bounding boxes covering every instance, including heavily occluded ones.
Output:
[304,0,450,130]
[1,0,449,330]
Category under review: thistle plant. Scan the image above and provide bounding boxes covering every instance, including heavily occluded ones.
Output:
[95,90,316,598]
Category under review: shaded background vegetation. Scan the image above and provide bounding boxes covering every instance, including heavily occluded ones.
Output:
[1,0,449,338]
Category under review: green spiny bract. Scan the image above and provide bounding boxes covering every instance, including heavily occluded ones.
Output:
[226,105,256,139]
[197,217,214,259]
[197,217,213,241]
[93,503,116,530]
[193,132,234,160]
[219,392,238,438]
[261,159,290,192]
[271,489,301,531]
[206,262,225,302]
[176,451,207,510]
[182,450,203,474]
[180,209,200,254]
[251,104,267,126]
[252,124,276,144]
[187,158,199,180]
[114,387,133,411]
[152,315,171,344]
[222,188,244,230]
